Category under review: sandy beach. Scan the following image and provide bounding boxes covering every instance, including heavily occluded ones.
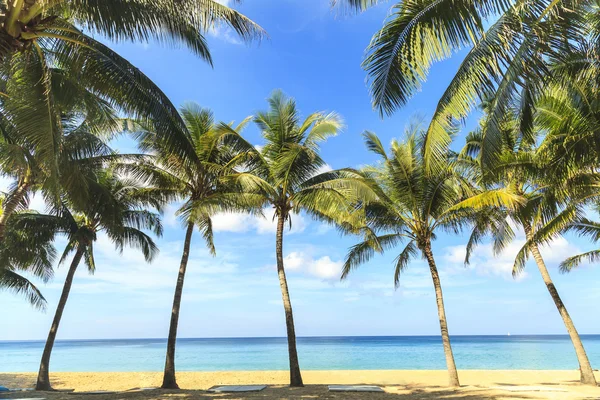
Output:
[1,370,599,399]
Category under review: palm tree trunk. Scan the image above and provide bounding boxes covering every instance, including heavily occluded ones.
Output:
[161,222,194,389]
[36,247,84,391]
[524,225,597,386]
[0,175,31,241]
[276,213,303,387]
[422,241,460,387]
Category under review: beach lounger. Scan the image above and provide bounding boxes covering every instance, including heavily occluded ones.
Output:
[208,385,267,393]
[68,391,117,395]
[329,385,384,392]
[125,387,159,392]
[490,386,568,392]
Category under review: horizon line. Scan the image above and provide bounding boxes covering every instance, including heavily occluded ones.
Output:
[2,333,600,343]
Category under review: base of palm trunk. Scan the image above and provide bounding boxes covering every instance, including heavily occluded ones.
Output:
[580,373,597,386]
[161,383,180,389]
[290,370,304,387]
[35,382,54,391]
[161,375,179,390]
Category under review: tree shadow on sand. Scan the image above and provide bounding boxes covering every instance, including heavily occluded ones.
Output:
[9,385,544,400]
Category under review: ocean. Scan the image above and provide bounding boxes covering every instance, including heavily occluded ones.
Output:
[1,335,600,372]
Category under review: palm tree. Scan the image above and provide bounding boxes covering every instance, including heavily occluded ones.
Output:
[338,0,598,172]
[227,91,380,387]
[340,128,521,387]
[0,0,263,60]
[0,205,57,309]
[21,172,163,391]
[0,102,118,240]
[462,108,598,385]
[0,0,264,187]
[0,92,123,307]
[125,104,260,389]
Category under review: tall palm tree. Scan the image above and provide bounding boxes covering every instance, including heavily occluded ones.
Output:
[126,104,259,389]
[340,128,521,387]
[0,91,122,307]
[0,0,264,186]
[228,91,379,387]
[462,108,598,385]
[19,172,163,391]
[338,0,598,172]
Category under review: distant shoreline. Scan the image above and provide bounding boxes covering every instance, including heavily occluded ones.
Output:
[3,333,600,343]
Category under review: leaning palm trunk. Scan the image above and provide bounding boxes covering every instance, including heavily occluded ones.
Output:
[524,226,597,385]
[36,247,84,391]
[276,214,303,387]
[0,176,31,241]
[422,241,460,387]
[162,222,194,389]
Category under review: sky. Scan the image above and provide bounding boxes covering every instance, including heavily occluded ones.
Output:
[2,0,600,341]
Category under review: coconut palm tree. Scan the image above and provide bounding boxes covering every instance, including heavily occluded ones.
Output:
[340,127,522,387]
[124,103,261,389]
[0,204,57,309]
[0,0,263,60]
[337,0,598,172]
[532,49,600,274]
[0,103,119,240]
[0,92,123,307]
[461,106,599,385]
[0,62,122,237]
[226,91,381,387]
[0,0,264,186]
[20,172,163,391]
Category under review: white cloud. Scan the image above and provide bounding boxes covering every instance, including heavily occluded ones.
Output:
[62,232,240,297]
[281,251,343,280]
[442,233,581,281]
[209,26,243,45]
[212,212,255,233]
[212,209,307,235]
[163,203,183,228]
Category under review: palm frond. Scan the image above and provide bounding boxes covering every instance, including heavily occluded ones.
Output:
[560,250,600,272]
[0,268,46,310]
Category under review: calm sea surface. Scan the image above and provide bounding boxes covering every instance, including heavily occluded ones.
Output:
[1,335,600,372]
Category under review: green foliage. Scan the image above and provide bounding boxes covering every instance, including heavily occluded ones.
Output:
[15,171,163,275]
[124,103,260,254]
[354,0,597,173]
[228,90,371,230]
[342,125,522,285]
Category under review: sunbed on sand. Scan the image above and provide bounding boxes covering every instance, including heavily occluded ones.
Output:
[329,385,384,392]
[208,385,267,392]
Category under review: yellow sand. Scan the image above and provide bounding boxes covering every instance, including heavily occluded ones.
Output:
[2,370,599,399]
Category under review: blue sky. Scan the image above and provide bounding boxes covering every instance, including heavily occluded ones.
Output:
[2,0,600,341]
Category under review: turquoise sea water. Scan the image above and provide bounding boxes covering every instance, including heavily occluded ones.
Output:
[1,335,600,372]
